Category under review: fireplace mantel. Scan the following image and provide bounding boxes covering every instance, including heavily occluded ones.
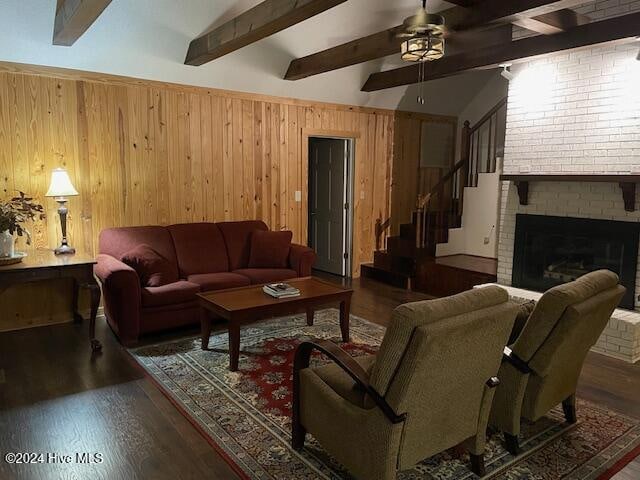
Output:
[500,174,640,212]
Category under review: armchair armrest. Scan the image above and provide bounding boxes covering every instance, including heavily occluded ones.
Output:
[293,339,405,425]
[502,346,532,374]
[289,244,316,277]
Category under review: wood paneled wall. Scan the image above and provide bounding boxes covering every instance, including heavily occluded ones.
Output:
[390,112,457,234]
[0,62,448,330]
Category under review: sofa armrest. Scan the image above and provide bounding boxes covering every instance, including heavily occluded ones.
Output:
[94,254,142,345]
[289,244,317,276]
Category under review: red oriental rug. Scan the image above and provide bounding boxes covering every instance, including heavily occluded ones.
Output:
[130,309,640,479]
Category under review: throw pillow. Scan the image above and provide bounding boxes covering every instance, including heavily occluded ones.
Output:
[248,230,293,269]
[121,244,178,287]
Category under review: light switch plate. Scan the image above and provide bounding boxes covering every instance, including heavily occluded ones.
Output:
[360,191,365,200]
[295,190,302,202]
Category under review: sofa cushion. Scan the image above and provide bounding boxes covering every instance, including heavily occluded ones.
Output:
[168,223,229,276]
[188,272,251,291]
[233,268,297,284]
[99,226,178,268]
[141,281,201,308]
[248,230,293,269]
[121,244,179,287]
[217,221,269,270]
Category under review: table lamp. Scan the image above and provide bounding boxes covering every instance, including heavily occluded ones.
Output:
[46,168,79,255]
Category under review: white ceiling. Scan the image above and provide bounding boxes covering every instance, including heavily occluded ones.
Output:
[0,0,499,115]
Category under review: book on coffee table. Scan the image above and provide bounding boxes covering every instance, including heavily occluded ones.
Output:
[263,282,300,298]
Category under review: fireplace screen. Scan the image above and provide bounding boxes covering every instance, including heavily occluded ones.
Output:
[512,214,639,310]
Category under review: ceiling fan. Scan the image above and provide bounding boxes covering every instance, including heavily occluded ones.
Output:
[397,0,446,63]
[396,0,446,104]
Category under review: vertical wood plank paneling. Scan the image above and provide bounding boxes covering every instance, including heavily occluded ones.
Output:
[143,88,158,226]
[222,98,233,220]
[128,86,144,226]
[0,73,12,199]
[154,88,170,225]
[278,104,288,231]
[253,101,264,222]
[200,94,214,221]
[25,75,48,250]
[210,96,224,222]
[74,81,94,255]
[270,103,280,230]
[241,100,254,220]
[232,99,244,219]
[287,105,298,241]
[0,65,460,328]
[188,93,203,222]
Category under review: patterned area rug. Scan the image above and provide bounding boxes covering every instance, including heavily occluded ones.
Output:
[130,310,640,480]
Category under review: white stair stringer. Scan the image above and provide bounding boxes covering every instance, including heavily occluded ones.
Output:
[435,170,501,258]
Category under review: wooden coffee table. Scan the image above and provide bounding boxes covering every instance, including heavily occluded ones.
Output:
[197,277,353,371]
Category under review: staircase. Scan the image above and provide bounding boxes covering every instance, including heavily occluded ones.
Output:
[361,99,506,295]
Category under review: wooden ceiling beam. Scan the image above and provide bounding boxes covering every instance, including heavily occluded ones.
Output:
[285,24,512,80]
[361,12,640,92]
[52,0,112,46]
[454,0,586,30]
[185,0,347,66]
[284,0,585,80]
[513,8,591,34]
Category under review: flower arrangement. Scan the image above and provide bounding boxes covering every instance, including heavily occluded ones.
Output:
[0,192,45,246]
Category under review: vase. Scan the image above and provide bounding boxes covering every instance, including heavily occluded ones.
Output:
[0,230,15,258]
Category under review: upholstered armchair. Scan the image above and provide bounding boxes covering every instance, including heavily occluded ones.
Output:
[489,270,626,455]
[292,286,518,479]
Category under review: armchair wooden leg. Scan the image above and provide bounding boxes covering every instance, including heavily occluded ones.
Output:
[291,418,306,451]
[562,394,577,424]
[470,453,486,477]
[504,433,520,455]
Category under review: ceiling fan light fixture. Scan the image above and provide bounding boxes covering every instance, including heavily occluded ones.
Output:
[401,34,444,62]
[399,1,445,63]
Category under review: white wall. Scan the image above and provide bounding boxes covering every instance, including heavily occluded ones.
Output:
[436,169,502,258]
[436,73,508,258]
[497,42,640,311]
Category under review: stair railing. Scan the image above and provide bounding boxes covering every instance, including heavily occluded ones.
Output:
[375,216,391,252]
[415,97,507,250]
[416,120,472,249]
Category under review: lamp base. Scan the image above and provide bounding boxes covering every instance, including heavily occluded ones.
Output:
[54,244,76,255]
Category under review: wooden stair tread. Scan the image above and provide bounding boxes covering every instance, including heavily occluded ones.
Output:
[434,255,497,276]
[360,263,410,289]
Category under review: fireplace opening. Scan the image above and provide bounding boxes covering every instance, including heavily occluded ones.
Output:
[512,214,639,310]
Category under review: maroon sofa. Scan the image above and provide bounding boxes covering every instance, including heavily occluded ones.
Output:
[95,220,316,345]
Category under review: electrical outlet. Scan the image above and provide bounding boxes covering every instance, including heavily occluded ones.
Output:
[294,190,302,202]
[483,236,490,245]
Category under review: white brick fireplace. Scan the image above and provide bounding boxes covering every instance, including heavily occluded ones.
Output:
[496,43,640,362]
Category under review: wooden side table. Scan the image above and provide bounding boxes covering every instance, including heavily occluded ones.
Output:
[0,250,102,351]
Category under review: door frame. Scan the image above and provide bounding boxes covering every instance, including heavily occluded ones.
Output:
[302,128,359,277]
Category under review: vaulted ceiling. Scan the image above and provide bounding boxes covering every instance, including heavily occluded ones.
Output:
[0,1,638,114]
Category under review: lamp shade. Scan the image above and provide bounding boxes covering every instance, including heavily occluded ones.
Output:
[46,168,78,197]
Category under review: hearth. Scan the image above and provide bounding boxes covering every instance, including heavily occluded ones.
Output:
[512,214,639,310]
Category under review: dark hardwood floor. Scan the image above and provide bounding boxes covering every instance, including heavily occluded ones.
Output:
[0,275,638,479]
